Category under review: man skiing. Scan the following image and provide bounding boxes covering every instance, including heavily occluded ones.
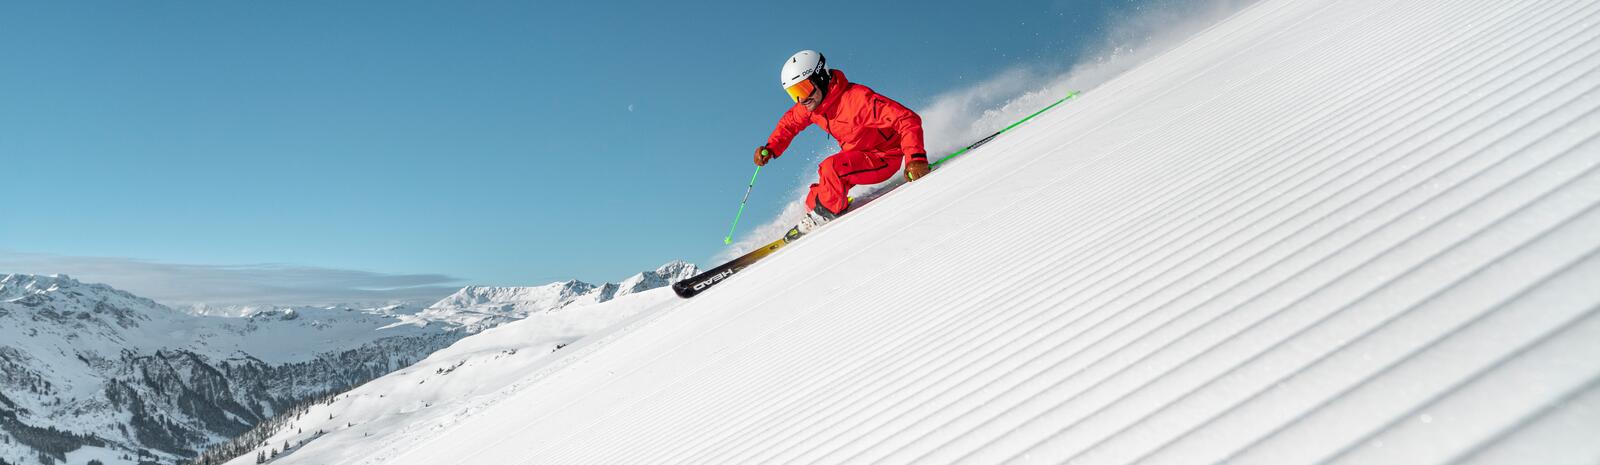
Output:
[755,50,930,233]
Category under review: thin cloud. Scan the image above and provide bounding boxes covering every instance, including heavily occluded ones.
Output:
[0,250,463,308]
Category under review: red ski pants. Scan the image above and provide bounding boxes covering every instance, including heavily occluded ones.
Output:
[805,150,902,215]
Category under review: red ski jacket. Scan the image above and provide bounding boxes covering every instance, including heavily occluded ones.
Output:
[765,70,926,167]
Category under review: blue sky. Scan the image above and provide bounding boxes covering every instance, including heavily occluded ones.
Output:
[0,0,1209,305]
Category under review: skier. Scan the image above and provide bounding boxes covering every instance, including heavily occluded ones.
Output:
[755,50,930,233]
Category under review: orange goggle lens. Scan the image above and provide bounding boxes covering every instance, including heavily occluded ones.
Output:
[785,79,817,103]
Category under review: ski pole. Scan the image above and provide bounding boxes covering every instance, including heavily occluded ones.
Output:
[724,157,764,244]
[932,90,1080,167]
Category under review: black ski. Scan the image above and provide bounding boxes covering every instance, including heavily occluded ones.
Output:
[672,228,803,298]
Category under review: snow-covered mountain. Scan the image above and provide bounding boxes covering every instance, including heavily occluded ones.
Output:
[222,0,1600,464]
[177,302,426,319]
[0,261,695,465]
[213,289,684,465]
[409,261,696,331]
[0,273,459,465]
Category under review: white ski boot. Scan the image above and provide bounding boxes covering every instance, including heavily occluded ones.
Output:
[785,208,837,242]
[796,209,832,234]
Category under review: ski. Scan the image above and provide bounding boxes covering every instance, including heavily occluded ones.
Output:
[672,227,805,298]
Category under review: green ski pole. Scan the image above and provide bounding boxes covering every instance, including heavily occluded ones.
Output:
[932,90,1080,167]
[724,153,766,244]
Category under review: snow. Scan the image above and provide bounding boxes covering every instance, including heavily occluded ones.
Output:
[244,0,1600,463]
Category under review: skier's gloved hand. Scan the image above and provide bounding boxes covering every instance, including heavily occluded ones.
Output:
[904,155,930,182]
[754,146,775,166]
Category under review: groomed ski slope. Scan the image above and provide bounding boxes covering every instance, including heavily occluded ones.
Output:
[352,0,1599,463]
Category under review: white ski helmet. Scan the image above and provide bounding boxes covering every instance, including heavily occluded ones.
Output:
[780,50,831,103]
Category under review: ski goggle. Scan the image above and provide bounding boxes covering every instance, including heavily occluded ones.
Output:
[785,79,818,103]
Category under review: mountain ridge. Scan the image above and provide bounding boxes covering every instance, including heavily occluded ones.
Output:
[0,260,696,465]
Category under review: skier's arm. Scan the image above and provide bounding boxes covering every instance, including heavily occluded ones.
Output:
[864,95,927,164]
[764,105,810,159]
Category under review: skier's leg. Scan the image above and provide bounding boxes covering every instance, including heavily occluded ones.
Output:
[806,151,899,216]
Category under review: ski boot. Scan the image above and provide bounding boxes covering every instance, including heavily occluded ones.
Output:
[785,203,844,242]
